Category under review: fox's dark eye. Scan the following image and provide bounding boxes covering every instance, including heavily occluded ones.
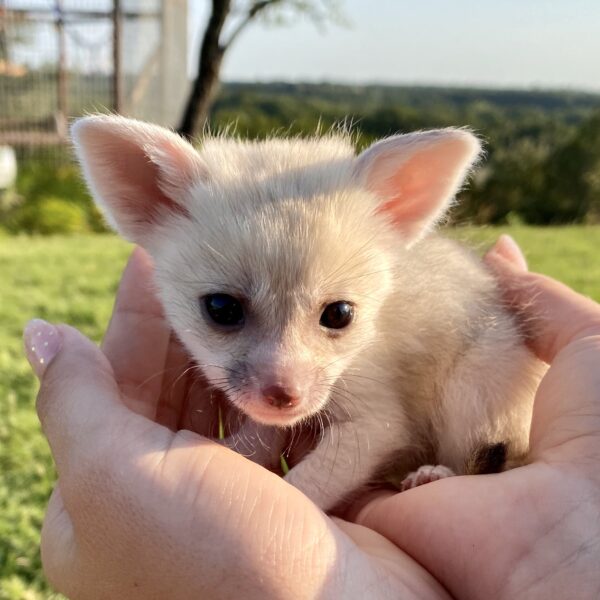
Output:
[204,294,244,327]
[320,301,354,330]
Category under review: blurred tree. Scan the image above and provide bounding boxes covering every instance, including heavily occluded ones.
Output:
[178,0,344,138]
[531,111,600,223]
[458,139,549,224]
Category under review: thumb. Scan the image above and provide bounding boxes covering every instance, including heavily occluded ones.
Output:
[24,319,130,475]
[484,233,528,271]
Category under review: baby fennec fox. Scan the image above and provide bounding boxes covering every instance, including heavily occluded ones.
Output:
[73,116,543,511]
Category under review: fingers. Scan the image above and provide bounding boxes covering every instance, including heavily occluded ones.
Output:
[342,489,396,522]
[155,338,197,430]
[485,237,600,363]
[484,236,600,462]
[485,233,528,271]
[40,484,78,594]
[101,247,173,418]
[27,321,134,475]
[24,322,369,597]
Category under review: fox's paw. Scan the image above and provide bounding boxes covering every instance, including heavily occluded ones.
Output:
[400,464,456,491]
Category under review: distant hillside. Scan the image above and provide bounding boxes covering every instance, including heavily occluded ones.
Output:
[219,82,600,116]
[212,81,600,147]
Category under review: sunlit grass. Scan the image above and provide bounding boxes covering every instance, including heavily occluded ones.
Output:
[449,225,600,300]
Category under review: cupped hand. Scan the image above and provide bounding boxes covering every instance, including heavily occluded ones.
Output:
[29,248,445,600]
[354,235,600,599]
[28,238,600,599]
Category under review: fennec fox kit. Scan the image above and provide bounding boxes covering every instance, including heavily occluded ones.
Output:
[73,115,543,511]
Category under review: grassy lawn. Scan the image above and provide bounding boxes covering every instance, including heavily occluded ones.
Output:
[0,227,598,598]
[450,225,600,300]
[0,235,131,599]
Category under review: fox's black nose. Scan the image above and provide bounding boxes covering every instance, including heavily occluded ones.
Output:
[262,385,298,409]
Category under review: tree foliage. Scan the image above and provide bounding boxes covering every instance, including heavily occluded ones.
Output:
[3,83,600,232]
[209,83,600,225]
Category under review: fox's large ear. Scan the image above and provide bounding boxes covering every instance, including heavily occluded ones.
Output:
[355,129,481,245]
[72,115,206,245]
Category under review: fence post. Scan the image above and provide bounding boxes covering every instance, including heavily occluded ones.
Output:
[160,0,188,127]
[56,0,68,138]
[112,0,123,113]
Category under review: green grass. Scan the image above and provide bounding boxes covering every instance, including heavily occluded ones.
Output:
[0,228,599,598]
[449,225,600,300]
[0,235,131,599]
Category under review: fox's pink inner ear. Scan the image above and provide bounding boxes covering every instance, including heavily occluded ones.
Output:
[356,130,481,245]
[72,116,206,244]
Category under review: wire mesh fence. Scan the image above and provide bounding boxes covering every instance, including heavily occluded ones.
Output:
[0,0,188,164]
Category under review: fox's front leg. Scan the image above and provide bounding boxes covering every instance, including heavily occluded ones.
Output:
[283,420,399,512]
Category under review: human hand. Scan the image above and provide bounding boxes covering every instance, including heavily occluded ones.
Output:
[28,237,600,599]
[353,234,600,599]
[28,248,448,600]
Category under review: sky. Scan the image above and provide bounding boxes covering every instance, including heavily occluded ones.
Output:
[189,0,600,91]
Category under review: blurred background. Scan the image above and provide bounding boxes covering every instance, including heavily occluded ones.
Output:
[0,1,599,597]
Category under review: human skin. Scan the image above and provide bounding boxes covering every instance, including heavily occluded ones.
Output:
[26,235,600,599]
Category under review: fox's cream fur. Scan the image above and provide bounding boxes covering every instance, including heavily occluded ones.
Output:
[72,115,544,511]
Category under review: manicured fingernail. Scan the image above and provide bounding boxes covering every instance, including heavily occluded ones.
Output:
[23,319,61,378]
[488,234,528,271]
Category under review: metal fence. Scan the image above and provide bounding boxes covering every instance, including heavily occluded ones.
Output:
[0,0,189,151]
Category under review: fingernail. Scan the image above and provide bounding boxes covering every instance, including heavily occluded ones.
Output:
[24,319,62,378]
[488,235,528,272]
